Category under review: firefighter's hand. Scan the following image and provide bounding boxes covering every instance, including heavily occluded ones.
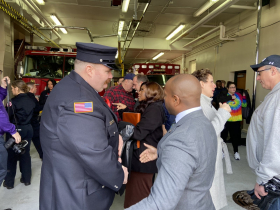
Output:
[12,132,21,144]
[118,135,123,158]
[122,166,128,184]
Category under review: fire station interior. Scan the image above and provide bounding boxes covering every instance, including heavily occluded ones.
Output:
[0,0,278,209]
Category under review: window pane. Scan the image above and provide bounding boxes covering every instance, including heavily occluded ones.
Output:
[23,55,64,78]
[64,57,75,76]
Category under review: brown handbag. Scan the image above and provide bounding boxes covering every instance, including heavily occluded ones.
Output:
[122,112,141,148]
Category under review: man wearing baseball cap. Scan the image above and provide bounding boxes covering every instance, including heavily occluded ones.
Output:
[40,42,128,210]
[246,55,280,209]
[103,73,136,122]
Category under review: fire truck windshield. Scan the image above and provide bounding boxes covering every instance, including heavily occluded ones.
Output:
[147,75,174,87]
[23,55,73,79]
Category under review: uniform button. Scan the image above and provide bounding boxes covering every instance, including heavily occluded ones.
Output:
[114,185,118,189]
[102,186,105,188]
[114,132,116,134]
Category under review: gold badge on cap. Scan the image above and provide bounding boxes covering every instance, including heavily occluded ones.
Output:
[100,59,103,62]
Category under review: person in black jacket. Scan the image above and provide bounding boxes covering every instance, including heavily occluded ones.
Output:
[3,80,35,189]
[124,82,165,208]
[39,79,56,108]
[26,82,43,159]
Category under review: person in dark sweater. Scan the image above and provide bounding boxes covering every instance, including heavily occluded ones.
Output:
[39,79,56,108]
[4,80,35,188]
[124,82,165,208]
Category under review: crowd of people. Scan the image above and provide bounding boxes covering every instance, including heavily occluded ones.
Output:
[0,42,279,210]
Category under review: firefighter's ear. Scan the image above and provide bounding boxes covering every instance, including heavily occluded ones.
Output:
[85,64,95,78]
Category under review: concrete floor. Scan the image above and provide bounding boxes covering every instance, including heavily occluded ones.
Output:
[0,133,255,210]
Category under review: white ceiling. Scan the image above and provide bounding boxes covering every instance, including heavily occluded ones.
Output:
[13,0,257,68]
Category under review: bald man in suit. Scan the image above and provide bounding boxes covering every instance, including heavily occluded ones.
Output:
[126,74,217,210]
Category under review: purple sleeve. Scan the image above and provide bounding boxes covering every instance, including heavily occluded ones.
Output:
[0,87,16,135]
[0,112,17,135]
[0,86,7,101]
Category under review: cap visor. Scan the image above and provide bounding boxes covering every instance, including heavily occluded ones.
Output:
[250,64,263,71]
[104,63,122,72]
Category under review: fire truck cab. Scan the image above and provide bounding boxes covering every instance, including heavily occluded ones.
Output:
[132,63,180,86]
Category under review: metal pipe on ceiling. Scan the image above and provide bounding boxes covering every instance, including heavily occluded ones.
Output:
[230,5,257,10]
[252,0,262,111]
[122,1,151,60]
[169,0,240,45]
[0,0,61,47]
[53,26,94,42]
[183,26,220,48]
[22,0,61,39]
[134,0,138,20]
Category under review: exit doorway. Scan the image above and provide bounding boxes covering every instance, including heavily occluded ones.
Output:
[234,70,246,90]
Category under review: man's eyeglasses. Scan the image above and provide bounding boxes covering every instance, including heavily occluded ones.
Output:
[257,68,271,75]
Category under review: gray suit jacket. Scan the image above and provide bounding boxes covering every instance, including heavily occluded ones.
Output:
[126,109,217,210]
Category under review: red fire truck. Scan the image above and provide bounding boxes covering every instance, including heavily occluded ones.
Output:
[21,46,106,96]
[132,63,180,86]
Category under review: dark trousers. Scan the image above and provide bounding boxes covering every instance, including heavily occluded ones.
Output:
[0,135,8,186]
[221,121,241,153]
[5,124,33,187]
[31,123,43,159]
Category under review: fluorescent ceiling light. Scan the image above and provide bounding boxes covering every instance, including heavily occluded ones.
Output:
[143,3,149,13]
[50,15,67,34]
[153,52,164,60]
[118,21,124,36]
[193,0,220,17]
[122,0,131,13]
[50,15,62,25]
[60,28,68,34]
[36,0,45,5]
[166,25,185,41]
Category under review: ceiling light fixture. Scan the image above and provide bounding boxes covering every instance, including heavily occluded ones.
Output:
[153,52,164,60]
[143,3,149,13]
[193,0,220,17]
[50,14,67,34]
[166,24,185,41]
[118,21,125,36]
[122,0,131,13]
[36,0,45,5]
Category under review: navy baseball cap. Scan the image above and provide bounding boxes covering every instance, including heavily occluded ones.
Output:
[76,42,121,71]
[250,55,280,71]
[124,73,135,81]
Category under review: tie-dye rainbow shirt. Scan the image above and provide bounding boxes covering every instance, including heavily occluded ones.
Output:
[226,92,247,122]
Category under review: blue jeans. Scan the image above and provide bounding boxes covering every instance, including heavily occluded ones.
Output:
[248,189,280,210]
[269,197,280,210]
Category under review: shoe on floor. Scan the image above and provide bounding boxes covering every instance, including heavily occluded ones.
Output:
[3,181,14,189]
[234,152,240,160]
[20,178,31,186]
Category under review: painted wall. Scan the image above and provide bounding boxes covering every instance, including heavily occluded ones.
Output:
[0,11,14,82]
[175,1,280,111]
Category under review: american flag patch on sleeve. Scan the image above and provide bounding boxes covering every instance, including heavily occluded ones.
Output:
[74,102,93,113]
